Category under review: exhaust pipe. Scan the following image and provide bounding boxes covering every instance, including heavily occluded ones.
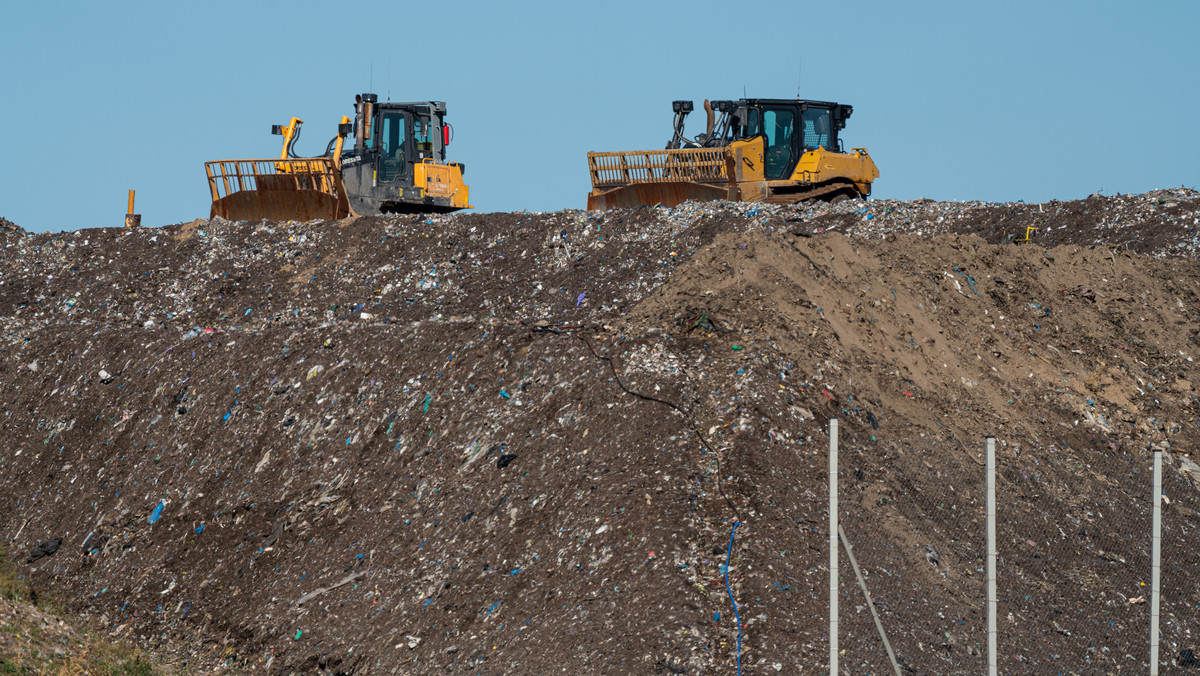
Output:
[355,93,377,151]
[704,99,715,140]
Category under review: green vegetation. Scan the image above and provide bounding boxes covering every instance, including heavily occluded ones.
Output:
[0,547,168,675]
[0,546,27,602]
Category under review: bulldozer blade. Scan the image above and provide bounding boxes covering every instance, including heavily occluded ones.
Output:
[586,182,729,210]
[210,188,346,221]
[206,159,350,222]
[586,147,731,209]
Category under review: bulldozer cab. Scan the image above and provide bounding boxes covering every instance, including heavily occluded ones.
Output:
[736,99,852,180]
[337,94,468,215]
[354,101,447,184]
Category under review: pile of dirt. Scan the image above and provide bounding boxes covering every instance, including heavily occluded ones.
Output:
[1,192,1199,673]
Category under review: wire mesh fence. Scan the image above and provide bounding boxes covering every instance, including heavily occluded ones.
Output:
[1158,450,1200,671]
[823,419,1200,675]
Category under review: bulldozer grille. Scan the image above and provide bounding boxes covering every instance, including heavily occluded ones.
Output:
[205,158,342,202]
[587,148,727,189]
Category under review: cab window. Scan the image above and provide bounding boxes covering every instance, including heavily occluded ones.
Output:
[413,117,433,158]
[762,109,795,180]
[379,112,408,181]
[803,107,833,150]
[740,109,760,138]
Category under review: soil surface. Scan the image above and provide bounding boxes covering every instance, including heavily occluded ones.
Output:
[2,189,1200,674]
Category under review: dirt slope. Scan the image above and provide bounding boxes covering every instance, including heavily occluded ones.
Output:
[1,190,1199,674]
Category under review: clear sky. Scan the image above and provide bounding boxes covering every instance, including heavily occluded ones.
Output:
[2,0,1197,232]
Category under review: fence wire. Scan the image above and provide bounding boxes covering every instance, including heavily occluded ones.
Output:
[825,425,1200,675]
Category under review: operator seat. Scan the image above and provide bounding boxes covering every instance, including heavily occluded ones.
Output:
[813,115,831,149]
[381,148,405,181]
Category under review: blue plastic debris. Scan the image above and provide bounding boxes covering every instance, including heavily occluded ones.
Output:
[954,268,980,295]
[148,501,164,524]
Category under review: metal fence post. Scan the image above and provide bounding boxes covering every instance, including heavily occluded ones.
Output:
[1150,447,1162,675]
[829,417,839,675]
[986,435,997,676]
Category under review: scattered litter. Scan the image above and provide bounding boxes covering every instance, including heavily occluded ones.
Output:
[296,571,366,607]
[0,189,1194,672]
[26,538,62,563]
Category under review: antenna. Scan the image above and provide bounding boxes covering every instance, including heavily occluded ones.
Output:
[387,58,391,101]
[797,58,802,98]
[743,84,747,98]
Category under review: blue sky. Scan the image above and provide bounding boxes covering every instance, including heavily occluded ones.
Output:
[2,0,1197,232]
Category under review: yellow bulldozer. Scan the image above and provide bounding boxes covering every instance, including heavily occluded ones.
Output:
[586,98,878,210]
[205,93,470,221]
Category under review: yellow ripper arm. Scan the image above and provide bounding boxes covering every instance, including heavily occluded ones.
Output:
[276,117,304,160]
[332,116,350,170]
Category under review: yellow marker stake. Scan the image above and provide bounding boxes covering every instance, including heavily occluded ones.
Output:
[124,190,141,228]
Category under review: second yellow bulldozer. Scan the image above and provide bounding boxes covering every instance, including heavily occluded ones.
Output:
[586,98,878,210]
[206,93,470,221]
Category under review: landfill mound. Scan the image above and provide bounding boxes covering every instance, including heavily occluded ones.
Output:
[1,189,1199,674]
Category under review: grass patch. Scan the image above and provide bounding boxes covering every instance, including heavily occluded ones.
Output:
[0,657,35,675]
[0,547,173,675]
[0,546,28,602]
[0,638,158,675]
